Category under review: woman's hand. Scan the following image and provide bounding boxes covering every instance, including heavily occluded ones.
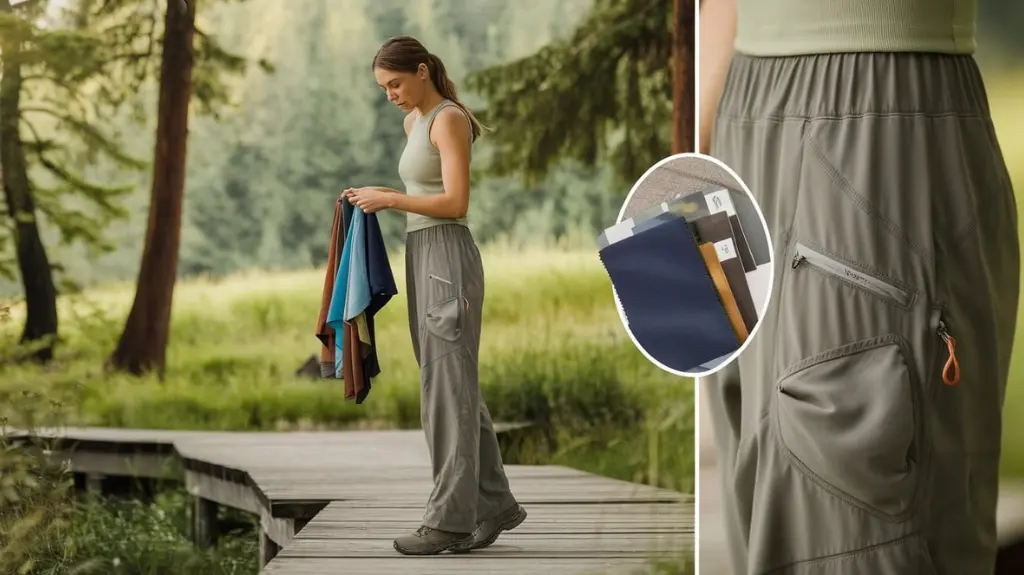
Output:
[342,186,394,213]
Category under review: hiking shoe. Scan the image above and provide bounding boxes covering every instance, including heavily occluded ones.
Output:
[393,526,473,556]
[460,503,528,551]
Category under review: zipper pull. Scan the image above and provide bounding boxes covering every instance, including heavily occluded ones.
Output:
[791,251,805,269]
[937,320,960,386]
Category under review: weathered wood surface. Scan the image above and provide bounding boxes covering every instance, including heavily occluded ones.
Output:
[264,499,693,574]
[7,425,694,573]
[262,557,653,575]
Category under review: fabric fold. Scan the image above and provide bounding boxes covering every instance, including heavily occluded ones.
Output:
[315,199,398,403]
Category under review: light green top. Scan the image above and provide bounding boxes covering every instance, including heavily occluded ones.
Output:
[398,99,471,234]
[736,0,977,56]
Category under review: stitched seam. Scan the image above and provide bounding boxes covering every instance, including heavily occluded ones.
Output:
[804,136,933,263]
[420,346,465,369]
[777,333,903,381]
[765,120,811,387]
[761,532,921,574]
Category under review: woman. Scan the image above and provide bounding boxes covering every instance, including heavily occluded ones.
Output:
[699,1,1018,574]
[343,36,526,556]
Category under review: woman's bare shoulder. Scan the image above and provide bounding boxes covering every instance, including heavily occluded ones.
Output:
[431,105,470,139]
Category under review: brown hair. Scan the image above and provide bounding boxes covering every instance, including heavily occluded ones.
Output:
[372,36,483,141]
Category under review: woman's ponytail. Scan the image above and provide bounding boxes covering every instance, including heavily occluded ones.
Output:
[426,53,484,141]
[373,36,485,141]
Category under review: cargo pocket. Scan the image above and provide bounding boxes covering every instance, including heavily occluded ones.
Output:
[775,334,921,520]
[425,293,463,342]
[771,236,931,521]
[419,272,466,367]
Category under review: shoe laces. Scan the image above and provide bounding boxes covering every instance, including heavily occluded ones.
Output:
[415,526,433,537]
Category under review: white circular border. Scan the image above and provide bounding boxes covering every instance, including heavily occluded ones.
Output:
[609,152,776,378]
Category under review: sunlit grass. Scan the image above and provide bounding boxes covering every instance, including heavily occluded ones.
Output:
[990,73,1024,479]
[0,246,695,494]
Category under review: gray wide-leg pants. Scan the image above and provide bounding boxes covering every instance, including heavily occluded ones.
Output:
[703,53,1020,574]
[406,223,517,534]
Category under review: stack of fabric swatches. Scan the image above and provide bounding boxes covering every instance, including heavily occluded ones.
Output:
[597,189,768,373]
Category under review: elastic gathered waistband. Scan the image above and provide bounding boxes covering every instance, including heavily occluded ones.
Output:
[717,52,992,122]
[405,222,474,248]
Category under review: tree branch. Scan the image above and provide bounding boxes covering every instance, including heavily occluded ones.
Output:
[19,105,147,170]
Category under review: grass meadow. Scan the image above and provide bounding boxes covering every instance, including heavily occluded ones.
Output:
[0,248,694,574]
[1,248,694,488]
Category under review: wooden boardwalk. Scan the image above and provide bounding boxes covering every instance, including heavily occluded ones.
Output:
[10,425,694,574]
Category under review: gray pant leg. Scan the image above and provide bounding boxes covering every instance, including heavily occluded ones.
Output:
[702,364,748,574]
[708,53,1018,575]
[409,225,514,533]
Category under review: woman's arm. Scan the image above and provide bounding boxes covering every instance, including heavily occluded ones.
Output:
[389,107,471,219]
[698,0,737,155]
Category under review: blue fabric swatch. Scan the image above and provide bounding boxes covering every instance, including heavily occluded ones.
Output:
[598,216,739,372]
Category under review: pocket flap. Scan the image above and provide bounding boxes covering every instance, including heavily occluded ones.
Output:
[425,296,462,342]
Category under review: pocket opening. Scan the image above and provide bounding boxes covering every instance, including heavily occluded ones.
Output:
[774,334,922,520]
[792,242,914,309]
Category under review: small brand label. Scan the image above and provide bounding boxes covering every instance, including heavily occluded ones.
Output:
[704,189,737,217]
[713,239,737,261]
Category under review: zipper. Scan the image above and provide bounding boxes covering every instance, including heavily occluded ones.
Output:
[790,242,912,308]
[936,317,961,386]
[429,274,452,285]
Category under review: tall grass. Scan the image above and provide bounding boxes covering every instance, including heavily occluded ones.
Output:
[990,73,1024,479]
[0,247,694,491]
[0,247,694,573]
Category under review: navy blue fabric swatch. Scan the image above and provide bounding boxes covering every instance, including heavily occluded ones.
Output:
[365,213,398,317]
[357,212,399,403]
[598,216,739,372]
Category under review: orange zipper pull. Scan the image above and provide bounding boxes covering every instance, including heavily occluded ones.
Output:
[938,320,960,386]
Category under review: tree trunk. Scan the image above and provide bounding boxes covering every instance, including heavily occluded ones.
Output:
[108,0,196,377]
[672,0,695,155]
[0,0,59,363]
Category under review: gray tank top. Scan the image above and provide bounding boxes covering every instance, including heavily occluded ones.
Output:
[398,99,472,233]
[736,0,977,56]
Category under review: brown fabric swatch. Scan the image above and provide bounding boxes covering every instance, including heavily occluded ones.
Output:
[698,242,749,345]
[315,200,345,367]
[691,212,759,333]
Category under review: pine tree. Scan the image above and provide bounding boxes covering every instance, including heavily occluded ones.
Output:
[107,0,257,376]
[0,0,147,361]
[465,0,694,187]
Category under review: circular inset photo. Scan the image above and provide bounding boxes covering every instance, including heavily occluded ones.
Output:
[595,153,774,377]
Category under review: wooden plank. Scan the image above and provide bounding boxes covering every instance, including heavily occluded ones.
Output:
[276,534,693,559]
[313,502,693,521]
[47,450,179,479]
[254,477,682,504]
[318,500,692,512]
[192,496,218,548]
[243,465,583,482]
[261,557,653,575]
[13,426,221,443]
[297,525,691,538]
